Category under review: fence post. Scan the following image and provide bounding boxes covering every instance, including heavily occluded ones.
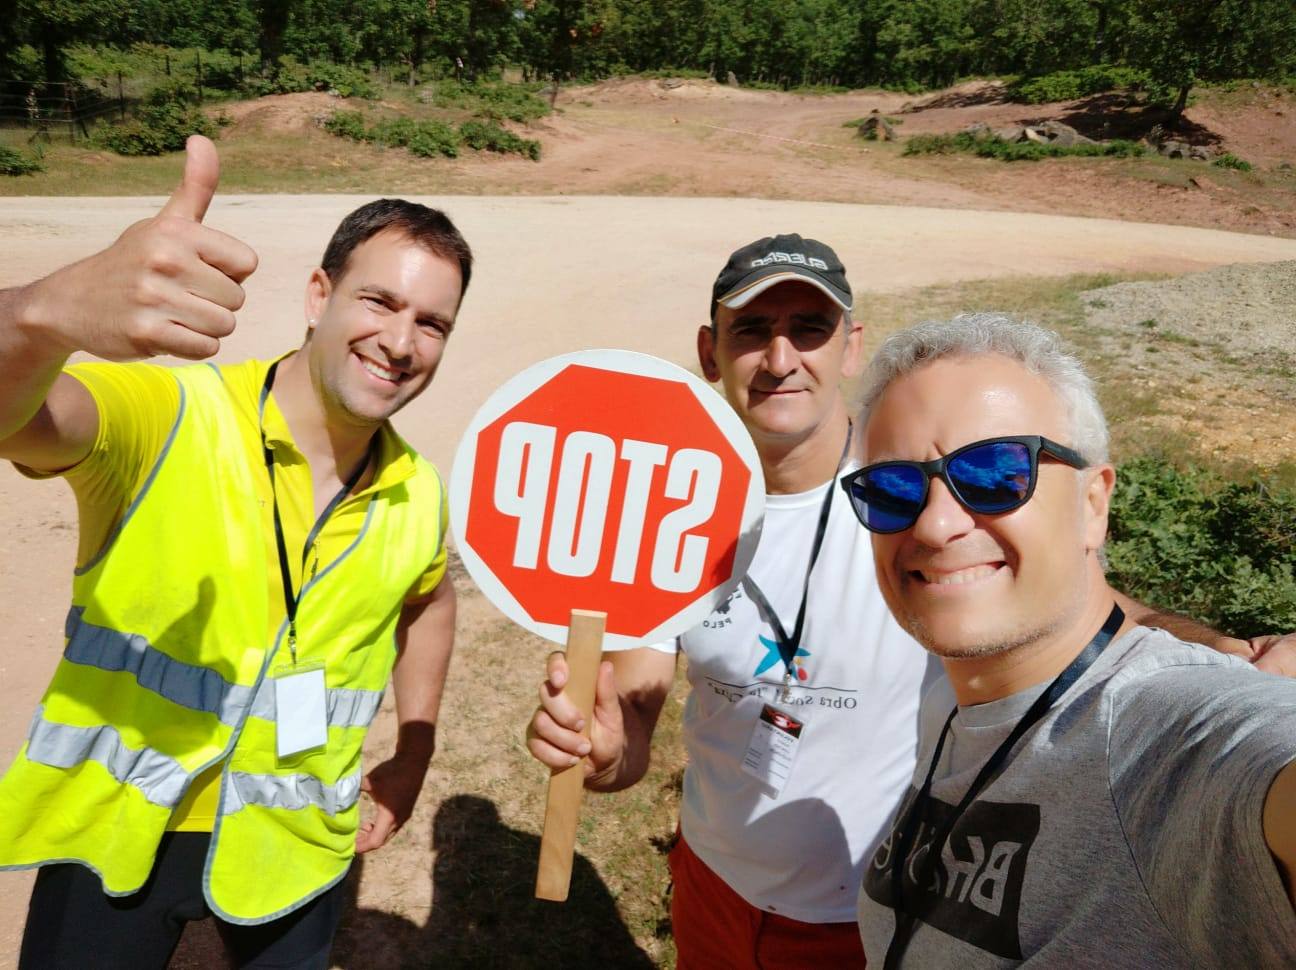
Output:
[196,50,203,102]
[65,85,76,143]
[117,71,126,121]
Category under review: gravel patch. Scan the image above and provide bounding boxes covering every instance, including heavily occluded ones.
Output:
[1080,261,1296,373]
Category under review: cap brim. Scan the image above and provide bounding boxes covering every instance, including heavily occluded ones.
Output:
[718,270,853,312]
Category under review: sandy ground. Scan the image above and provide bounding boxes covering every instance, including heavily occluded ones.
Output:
[2,194,1296,964]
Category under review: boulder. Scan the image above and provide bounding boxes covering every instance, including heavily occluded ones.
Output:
[858,112,897,141]
[1038,120,1094,147]
[726,71,739,87]
[992,124,1027,142]
[660,78,685,90]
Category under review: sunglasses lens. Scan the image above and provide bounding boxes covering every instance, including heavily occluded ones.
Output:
[854,465,928,532]
[947,442,1032,513]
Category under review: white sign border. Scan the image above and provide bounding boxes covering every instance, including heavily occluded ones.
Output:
[449,349,765,650]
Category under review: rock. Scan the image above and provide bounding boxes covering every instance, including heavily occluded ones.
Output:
[961,122,992,138]
[659,78,684,90]
[1188,145,1211,161]
[1023,126,1049,144]
[858,112,897,141]
[1160,140,1189,159]
[726,71,739,87]
[1037,120,1094,147]
[992,125,1027,142]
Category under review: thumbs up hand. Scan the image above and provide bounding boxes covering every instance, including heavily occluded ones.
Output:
[35,135,259,361]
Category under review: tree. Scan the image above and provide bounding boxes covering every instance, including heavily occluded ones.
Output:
[15,0,127,82]
[1126,0,1296,121]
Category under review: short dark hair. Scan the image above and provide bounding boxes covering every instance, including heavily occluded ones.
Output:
[320,199,473,300]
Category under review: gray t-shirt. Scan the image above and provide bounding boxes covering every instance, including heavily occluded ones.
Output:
[857,626,1296,967]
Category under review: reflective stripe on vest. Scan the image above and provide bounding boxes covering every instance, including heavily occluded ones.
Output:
[25,706,189,807]
[63,606,383,730]
[222,768,362,816]
[64,607,254,727]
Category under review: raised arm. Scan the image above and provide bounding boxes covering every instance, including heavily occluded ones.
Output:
[0,135,257,473]
[527,646,676,793]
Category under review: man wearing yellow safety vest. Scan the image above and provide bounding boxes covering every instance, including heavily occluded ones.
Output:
[0,135,464,969]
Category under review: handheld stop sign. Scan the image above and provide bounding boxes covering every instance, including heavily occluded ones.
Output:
[450,350,764,900]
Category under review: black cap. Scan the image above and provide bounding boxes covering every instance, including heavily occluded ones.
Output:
[711,234,852,318]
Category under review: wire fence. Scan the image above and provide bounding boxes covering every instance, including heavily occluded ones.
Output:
[0,78,128,142]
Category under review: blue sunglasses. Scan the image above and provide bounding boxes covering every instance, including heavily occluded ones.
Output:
[841,435,1089,534]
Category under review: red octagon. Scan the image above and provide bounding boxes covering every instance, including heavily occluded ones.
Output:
[463,363,753,640]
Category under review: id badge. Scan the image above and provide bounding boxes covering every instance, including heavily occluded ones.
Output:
[740,703,805,797]
[273,661,328,759]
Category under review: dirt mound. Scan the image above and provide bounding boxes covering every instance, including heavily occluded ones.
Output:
[215,92,348,135]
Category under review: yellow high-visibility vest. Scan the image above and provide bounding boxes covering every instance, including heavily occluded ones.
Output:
[0,362,444,924]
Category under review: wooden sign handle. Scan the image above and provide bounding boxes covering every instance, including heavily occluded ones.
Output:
[535,609,607,902]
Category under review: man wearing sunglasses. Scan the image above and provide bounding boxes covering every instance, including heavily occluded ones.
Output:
[525,237,1257,967]
[852,314,1296,967]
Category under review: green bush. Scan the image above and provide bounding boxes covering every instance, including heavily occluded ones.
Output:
[1107,458,1296,636]
[92,89,217,156]
[424,81,550,123]
[903,131,1146,162]
[244,59,376,99]
[370,117,459,157]
[324,110,459,158]
[324,109,540,161]
[323,109,369,141]
[458,120,541,160]
[1009,65,1148,104]
[1213,152,1253,171]
[0,145,43,175]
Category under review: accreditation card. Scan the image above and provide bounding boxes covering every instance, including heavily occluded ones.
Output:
[273,661,328,759]
[740,703,805,797]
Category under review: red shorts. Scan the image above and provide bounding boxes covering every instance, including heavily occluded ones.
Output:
[668,832,867,969]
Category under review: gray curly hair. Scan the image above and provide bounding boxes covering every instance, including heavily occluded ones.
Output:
[857,313,1110,464]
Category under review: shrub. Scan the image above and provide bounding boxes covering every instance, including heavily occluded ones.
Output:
[92,89,217,156]
[1009,65,1148,104]
[1213,152,1253,171]
[458,120,541,160]
[0,145,42,175]
[903,131,1145,162]
[324,110,540,161]
[1107,458,1296,636]
[424,81,550,123]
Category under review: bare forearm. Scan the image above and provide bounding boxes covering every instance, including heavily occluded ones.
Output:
[390,580,456,766]
[0,284,73,445]
[1115,590,1226,647]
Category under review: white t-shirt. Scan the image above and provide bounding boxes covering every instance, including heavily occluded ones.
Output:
[635,469,940,923]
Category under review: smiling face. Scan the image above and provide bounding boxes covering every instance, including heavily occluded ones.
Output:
[863,353,1112,660]
[303,228,463,431]
[699,280,862,449]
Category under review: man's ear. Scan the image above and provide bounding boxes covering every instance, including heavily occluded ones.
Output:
[697,324,721,382]
[304,268,332,335]
[841,315,865,380]
[1083,463,1117,551]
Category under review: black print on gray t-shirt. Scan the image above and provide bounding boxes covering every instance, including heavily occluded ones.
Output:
[863,792,1041,960]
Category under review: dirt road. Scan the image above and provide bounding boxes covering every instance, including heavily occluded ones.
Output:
[2,194,1295,964]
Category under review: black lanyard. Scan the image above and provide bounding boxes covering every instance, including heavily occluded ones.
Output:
[742,424,852,693]
[260,362,374,665]
[883,603,1126,970]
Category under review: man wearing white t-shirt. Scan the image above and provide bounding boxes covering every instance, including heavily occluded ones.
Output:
[524,236,1252,968]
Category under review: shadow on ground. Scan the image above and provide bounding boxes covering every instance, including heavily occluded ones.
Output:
[169,795,656,969]
[330,795,657,970]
